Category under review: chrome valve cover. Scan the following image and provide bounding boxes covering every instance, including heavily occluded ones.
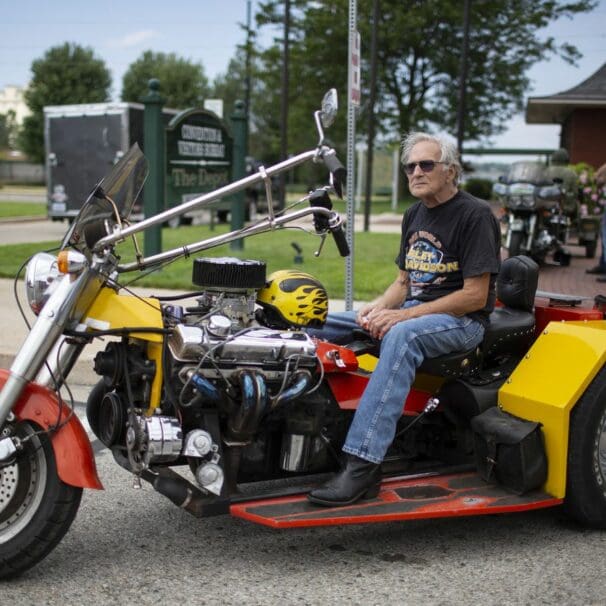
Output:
[168,324,317,367]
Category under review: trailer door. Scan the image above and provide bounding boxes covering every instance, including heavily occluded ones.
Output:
[48,111,126,219]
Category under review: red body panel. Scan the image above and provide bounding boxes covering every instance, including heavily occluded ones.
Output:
[230,472,562,528]
[315,340,359,372]
[1,369,103,490]
[534,300,602,335]
[326,373,430,413]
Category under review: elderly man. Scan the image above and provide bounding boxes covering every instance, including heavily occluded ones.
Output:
[308,131,501,507]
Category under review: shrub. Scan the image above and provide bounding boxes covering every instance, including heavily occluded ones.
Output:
[462,178,494,200]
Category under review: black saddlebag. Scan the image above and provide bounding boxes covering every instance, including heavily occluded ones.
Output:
[470,407,547,495]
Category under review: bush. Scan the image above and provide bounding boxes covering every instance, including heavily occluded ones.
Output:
[462,178,494,200]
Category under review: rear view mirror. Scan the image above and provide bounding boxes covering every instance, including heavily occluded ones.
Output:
[320,89,338,128]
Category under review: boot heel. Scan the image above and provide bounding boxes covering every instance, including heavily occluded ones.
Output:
[363,483,381,500]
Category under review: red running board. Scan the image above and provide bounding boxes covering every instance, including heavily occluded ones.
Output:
[230,472,562,528]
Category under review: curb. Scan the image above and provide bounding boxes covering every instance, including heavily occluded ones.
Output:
[0,215,48,223]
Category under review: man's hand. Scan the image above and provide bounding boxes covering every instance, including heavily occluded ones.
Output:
[356,302,384,329]
[355,269,409,331]
[365,307,416,340]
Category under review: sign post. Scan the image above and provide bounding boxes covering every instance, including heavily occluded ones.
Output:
[345,5,360,310]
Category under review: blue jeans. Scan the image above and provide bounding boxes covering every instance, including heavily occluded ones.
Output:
[309,301,485,464]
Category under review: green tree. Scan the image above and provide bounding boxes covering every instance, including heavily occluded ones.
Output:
[121,51,210,109]
[19,43,111,162]
[0,114,9,149]
[252,0,349,183]
[255,0,596,150]
[211,32,272,161]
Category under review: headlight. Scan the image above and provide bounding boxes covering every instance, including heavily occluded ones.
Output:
[507,195,522,208]
[521,195,536,209]
[25,252,61,315]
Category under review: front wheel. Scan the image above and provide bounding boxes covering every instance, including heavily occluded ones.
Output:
[586,242,597,259]
[565,366,606,527]
[0,422,83,579]
[507,231,525,258]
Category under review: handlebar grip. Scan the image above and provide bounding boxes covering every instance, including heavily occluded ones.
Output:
[323,150,345,174]
[331,223,350,257]
[323,150,347,199]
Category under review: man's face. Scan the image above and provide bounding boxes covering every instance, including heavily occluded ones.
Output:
[406,141,455,203]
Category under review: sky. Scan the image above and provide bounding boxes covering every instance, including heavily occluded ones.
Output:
[1,0,606,161]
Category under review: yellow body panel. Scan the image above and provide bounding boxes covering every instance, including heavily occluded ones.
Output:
[356,353,378,373]
[83,287,165,413]
[83,288,164,341]
[499,321,606,498]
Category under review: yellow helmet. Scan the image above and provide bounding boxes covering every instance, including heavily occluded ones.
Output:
[257,270,328,328]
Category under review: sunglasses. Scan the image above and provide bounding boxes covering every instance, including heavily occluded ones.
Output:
[403,160,446,175]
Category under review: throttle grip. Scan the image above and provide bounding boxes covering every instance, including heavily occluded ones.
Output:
[322,149,346,199]
[331,223,350,257]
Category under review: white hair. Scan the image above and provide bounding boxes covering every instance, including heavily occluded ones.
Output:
[400,132,462,185]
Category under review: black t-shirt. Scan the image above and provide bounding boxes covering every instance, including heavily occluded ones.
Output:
[395,190,501,325]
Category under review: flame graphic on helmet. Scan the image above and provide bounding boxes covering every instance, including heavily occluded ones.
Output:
[257,270,328,328]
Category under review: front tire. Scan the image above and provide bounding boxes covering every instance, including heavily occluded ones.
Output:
[0,422,82,579]
[508,231,524,258]
[565,366,606,527]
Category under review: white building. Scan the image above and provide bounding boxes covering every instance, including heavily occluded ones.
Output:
[0,85,30,124]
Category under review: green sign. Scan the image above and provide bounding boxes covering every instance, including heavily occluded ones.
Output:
[165,108,233,210]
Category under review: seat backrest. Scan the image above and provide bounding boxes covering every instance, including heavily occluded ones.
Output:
[496,255,539,312]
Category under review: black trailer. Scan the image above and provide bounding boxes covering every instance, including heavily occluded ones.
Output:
[43,102,176,221]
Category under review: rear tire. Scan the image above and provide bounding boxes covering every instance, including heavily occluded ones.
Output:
[0,422,82,579]
[564,366,606,527]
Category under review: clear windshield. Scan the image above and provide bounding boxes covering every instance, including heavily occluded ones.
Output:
[504,161,547,185]
[61,144,148,257]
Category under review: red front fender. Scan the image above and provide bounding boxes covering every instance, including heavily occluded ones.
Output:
[1,369,103,490]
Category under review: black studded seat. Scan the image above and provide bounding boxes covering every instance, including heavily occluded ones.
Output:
[481,255,538,362]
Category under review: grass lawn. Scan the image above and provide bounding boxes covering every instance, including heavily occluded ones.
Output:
[0,202,46,218]
[0,223,402,301]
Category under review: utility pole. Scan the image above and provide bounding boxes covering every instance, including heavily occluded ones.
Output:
[245,0,252,157]
[456,0,471,156]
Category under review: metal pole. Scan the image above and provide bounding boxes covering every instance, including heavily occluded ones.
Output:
[279,0,290,210]
[245,0,252,156]
[230,100,247,250]
[456,0,471,155]
[391,148,399,210]
[345,0,357,311]
[355,145,364,211]
[142,78,165,257]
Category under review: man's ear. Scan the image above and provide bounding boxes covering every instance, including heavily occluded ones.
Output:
[446,164,457,183]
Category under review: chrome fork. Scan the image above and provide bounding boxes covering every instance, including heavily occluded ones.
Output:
[0,267,94,428]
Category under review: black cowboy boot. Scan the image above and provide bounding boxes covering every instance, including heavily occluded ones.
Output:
[307,454,381,507]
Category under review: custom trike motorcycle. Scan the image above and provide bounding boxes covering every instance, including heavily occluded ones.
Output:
[2,91,606,579]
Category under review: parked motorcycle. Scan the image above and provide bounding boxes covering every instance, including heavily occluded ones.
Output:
[493,161,571,265]
[3,91,606,579]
